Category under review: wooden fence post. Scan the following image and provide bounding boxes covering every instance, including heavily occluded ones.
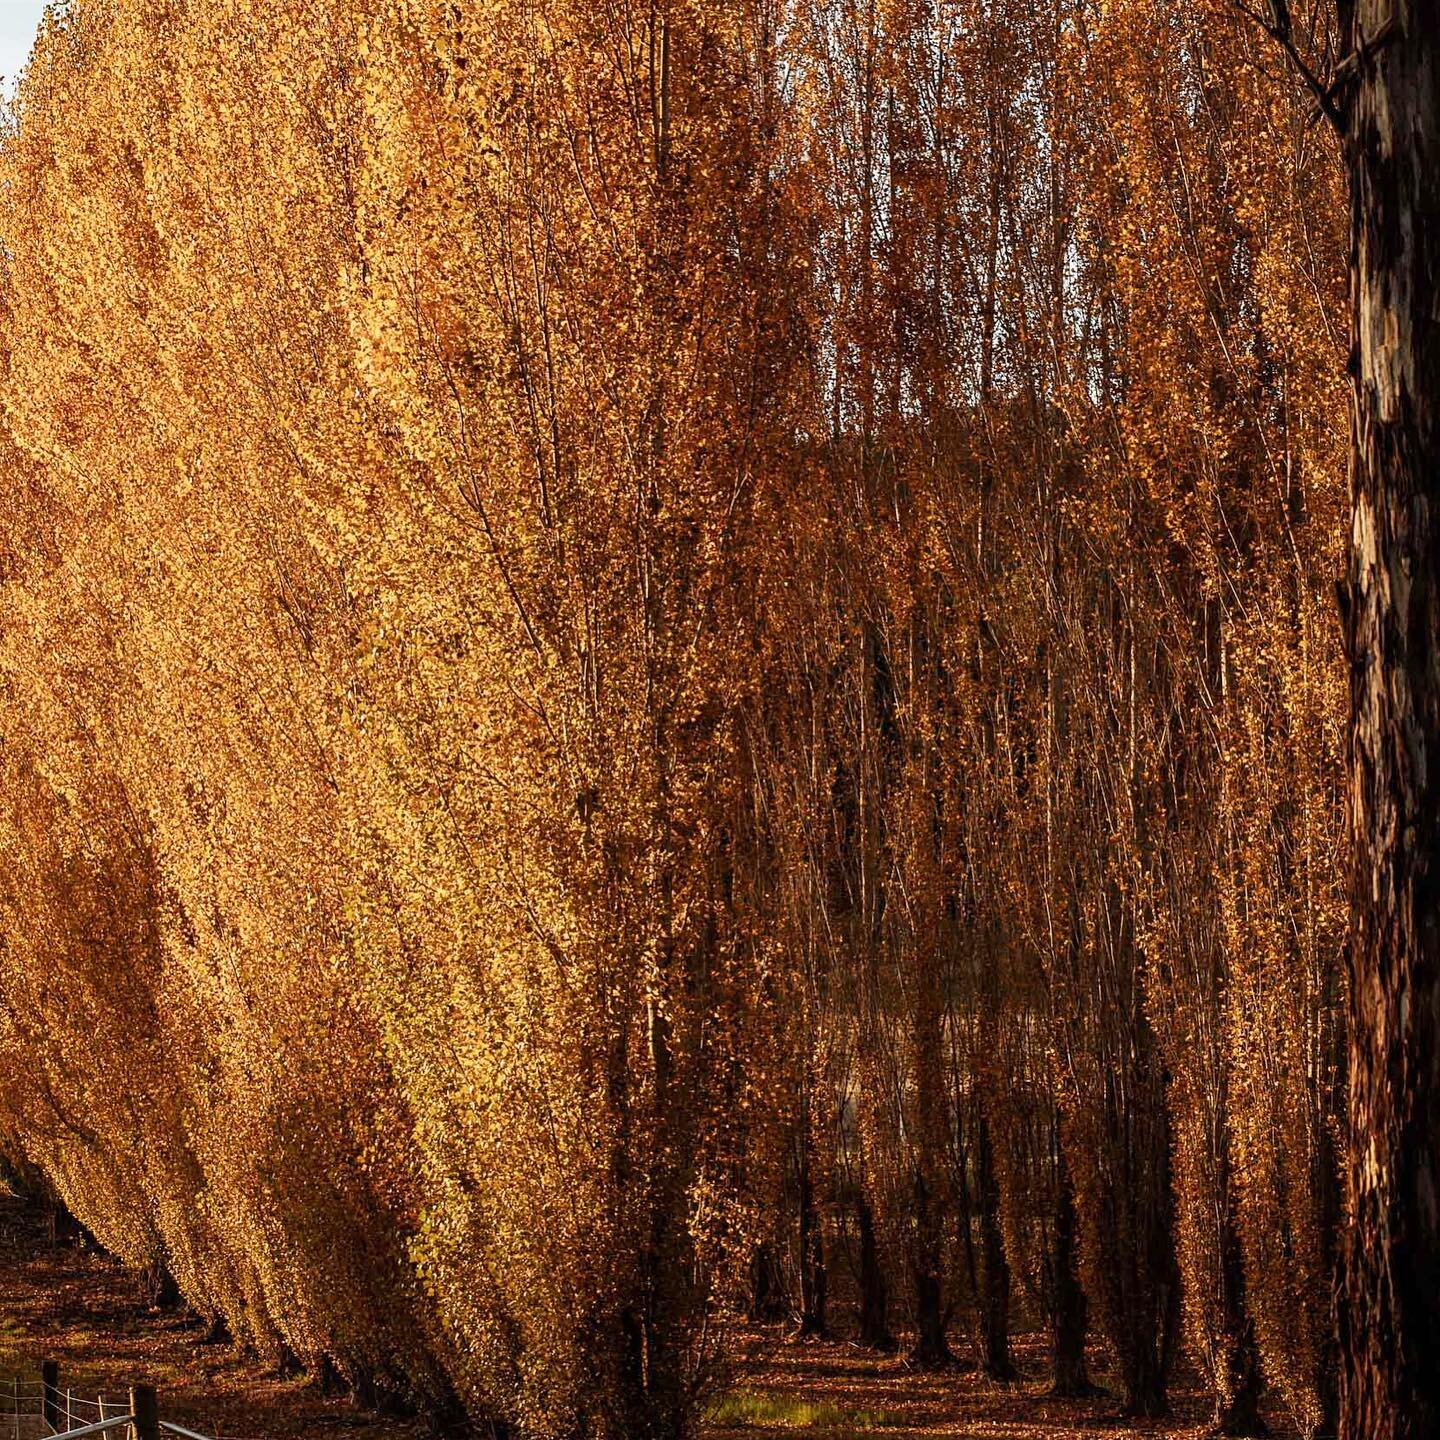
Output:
[129,1385,158,1440]
[41,1362,58,1433]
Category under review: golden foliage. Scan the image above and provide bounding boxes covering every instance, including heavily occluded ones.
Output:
[0,0,1349,1435]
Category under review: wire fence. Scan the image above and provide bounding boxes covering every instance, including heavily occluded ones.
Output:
[0,1371,219,1440]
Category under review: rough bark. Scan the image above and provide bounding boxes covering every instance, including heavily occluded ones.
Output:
[1075,972,1178,1419]
[974,1114,1015,1381]
[1047,1146,1093,1398]
[910,1263,950,1369]
[1212,1199,1265,1436]
[1120,1065,1182,1419]
[797,1116,829,1339]
[856,1193,896,1351]
[748,1240,788,1323]
[1317,1101,1343,1440]
[141,1259,183,1311]
[909,1172,953,1369]
[1340,7,1440,1440]
[46,1196,83,1248]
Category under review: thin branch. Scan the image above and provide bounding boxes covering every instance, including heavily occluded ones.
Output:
[1310,14,1400,126]
[1231,0,1346,133]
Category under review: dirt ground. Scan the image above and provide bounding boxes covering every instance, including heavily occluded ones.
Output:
[0,1198,1288,1440]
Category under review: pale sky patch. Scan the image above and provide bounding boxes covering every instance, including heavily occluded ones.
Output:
[0,1,48,94]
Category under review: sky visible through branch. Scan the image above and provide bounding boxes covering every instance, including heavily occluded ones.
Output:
[0,1,46,93]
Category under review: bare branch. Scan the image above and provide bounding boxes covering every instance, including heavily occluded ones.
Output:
[1231,0,1347,132]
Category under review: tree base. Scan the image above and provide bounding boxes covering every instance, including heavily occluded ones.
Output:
[790,1322,831,1343]
[1045,1378,1106,1401]
[907,1344,967,1373]
[195,1315,232,1346]
[1207,1406,1268,1438]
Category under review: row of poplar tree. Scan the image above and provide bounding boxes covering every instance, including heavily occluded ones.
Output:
[0,1,1355,1438]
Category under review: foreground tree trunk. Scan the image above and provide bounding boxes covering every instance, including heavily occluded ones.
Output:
[1047,1146,1093,1397]
[797,1113,829,1339]
[974,1114,1015,1381]
[856,1194,895,1351]
[1213,1198,1265,1436]
[910,1173,953,1369]
[748,1241,787,1323]
[1341,7,1440,1439]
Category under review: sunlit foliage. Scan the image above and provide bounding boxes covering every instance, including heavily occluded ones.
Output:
[0,0,1348,1436]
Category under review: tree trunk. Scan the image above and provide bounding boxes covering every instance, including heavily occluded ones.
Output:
[909,1172,953,1369]
[1317,1099,1343,1440]
[797,1118,828,1339]
[911,1262,950,1369]
[748,1240,787,1323]
[856,1194,895,1351]
[1047,1146,1092,1398]
[1340,7,1440,1440]
[1118,1060,1181,1420]
[975,1114,1015,1381]
[142,1259,182,1311]
[1212,1202,1265,1436]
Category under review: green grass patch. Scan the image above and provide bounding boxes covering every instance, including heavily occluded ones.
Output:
[707,1388,905,1431]
[0,1313,30,1375]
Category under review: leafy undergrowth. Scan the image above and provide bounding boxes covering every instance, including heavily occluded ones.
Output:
[0,1198,1296,1440]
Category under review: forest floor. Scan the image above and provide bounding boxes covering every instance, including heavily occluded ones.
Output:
[705,1325,1281,1440]
[0,1196,1289,1440]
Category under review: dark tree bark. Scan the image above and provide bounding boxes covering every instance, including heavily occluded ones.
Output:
[974,1114,1015,1381]
[1212,1197,1265,1436]
[1116,1055,1182,1420]
[142,1260,182,1311]
[46,1196,83,1248]
[748,1240,788,1323]
[1339,6,1440,1440]
[856,1193,896,1351]
[797,1115,829,1339]
[422,1378,478,1440]
[911,1262,950,1369]
[1046,1145,1093,1398]
[909,1172,953,1369]
[1072,953,1178,1420]
[1317,1094,1343,1440]
[196,1314,232,1346]
[274,1344,304,1381]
